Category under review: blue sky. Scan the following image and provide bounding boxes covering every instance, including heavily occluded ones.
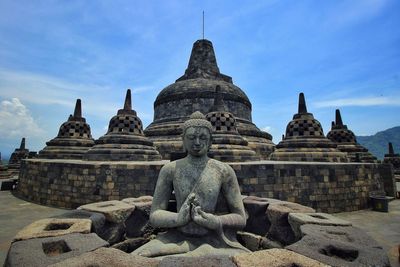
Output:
[0,0,399,159]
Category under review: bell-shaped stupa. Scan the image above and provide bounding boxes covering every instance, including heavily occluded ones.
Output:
[327,109,377,162]
[383,142,400,177]
[84,89,162,161]
[270,93,348,162]
[205,86,259,162]
[144,39,274,160]
[38,99,95,159]
[8,138,30,176]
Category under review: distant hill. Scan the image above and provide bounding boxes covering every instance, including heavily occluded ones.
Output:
[356,126,400,160]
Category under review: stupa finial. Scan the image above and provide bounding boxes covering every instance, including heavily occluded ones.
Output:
[388,142,394,155]
[298,93,308,114]
[210,85,226,112]
[331,121,335,128]
[335,109,343,126]
[123,89,132,110]
[20,137,26,150]
[74,99,82,118]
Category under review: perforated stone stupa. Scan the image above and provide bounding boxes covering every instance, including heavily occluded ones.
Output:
[383,142,400,177]
[7,138,31,176]
[144,39,274,160]
[206,86,259,162]
[84,89,161,161]
[327,109,377,163]
[270,93,348,162]
[38,99,95,159]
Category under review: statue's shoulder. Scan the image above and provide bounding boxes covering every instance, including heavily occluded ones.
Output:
[159,160,177,175]
[208,158,232,173]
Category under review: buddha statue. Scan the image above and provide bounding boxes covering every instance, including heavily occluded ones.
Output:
[132,111,249,258]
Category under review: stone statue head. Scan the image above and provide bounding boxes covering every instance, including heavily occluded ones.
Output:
[182,111,213,157]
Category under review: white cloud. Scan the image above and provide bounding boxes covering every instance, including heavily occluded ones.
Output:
[261,126,272,132]
[314,96,400,108]
[0,98,44,138]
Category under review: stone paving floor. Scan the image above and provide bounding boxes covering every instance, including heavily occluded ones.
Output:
[0,190,399,266]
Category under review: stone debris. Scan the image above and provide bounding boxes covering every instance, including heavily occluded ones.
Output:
[79,200,135,224]
[48,247,159,267]
[242,196,270,235]
[232,248,330,267]
[5,233,108,267]
[288,212,352,240]
[14,218,91,241]
[286,225,390,267]
[266,201,315,245]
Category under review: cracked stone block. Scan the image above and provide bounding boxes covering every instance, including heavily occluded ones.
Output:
[48,247,159,267]
[232,248,329,267]
[288,212,352,240]
[237,231,263,251]
[14,218,92,241]
[79,200,135,223]
[111,237,153,253]
[159,255,236,267]
[122,196,153,208]
[124,198,154,238]
[5,233,108,267]
[266,201,315,245]
[52,209,106,234]
[243,196,270,235]
[286,225,390,267]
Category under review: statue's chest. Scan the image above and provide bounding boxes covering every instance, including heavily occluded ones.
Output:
[174,165,222,208]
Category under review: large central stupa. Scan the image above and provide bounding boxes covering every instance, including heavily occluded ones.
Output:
[144,39,274,159]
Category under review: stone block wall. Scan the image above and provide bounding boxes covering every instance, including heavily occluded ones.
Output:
[17,159,384,212]
[232,161,382,213]
[17,159,165,209]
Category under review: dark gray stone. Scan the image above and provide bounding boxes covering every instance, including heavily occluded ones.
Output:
[4,233,108,267]
[111,237,153,253]
[243,196,270,235]
[159,255,236,267]
[286,225,390,267]
[124,201,155,238]
[97,221,125,245]
[52,209,106,234]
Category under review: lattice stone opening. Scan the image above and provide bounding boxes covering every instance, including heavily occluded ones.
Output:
[44,223,73,231]
[42,240,71,256]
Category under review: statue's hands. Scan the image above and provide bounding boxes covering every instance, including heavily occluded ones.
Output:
[176,193,195,226]
[192,206,221,230]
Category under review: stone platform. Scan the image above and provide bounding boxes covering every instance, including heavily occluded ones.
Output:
[2,192,397,267]
[17,159,391,212]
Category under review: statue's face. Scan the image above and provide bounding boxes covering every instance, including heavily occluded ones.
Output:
[183,127,211,157]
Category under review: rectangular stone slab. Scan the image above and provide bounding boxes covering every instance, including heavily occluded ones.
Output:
[79,200,135,223]
[5,233,108,267]
[14,218,92,241]
[288,212,352,240]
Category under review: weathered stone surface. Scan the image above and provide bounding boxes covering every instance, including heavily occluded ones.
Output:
[111,237,153,253]
[124,198,154,238]
[122,196,153,208]
[52,209,106,234]
[266,201,315,245]
[48,247,159,267]
[243,196,270,235]
[237,231,263,251]
[14,218,91,241]
[232,248,329,267]
[5,233,108,267]
[288,212,352,240]
[79,200,134,223]
[259,237,283,249]
[286,224,390,267]
[159,255,236,267]
[97,221,125,245]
